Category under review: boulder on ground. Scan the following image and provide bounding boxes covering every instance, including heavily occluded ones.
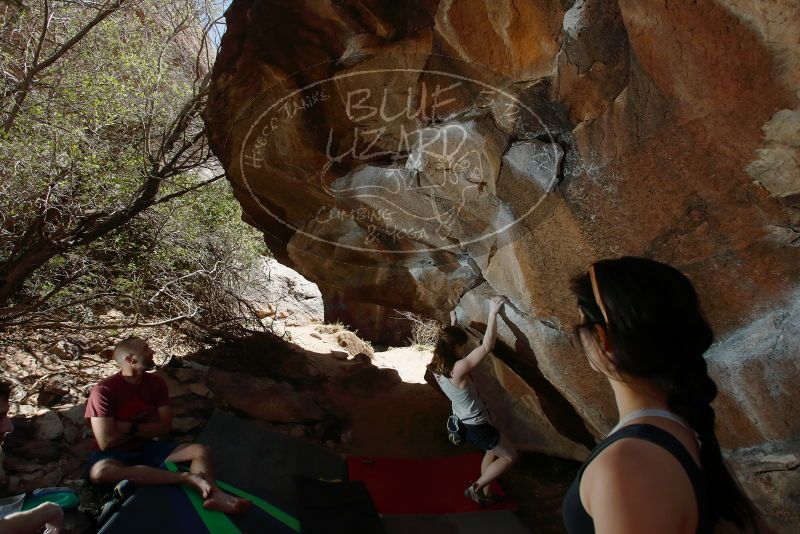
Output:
[57,403,87,427]
[188,383,213,399]
[36,380,70,407]
[208,369,325,423]
[244,257,324,326]
[48,339,81,361]
[335,331,374,358]
[334,362,402,396]
[34,409,64,440]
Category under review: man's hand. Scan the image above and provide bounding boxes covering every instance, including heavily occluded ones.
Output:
[41,502,64,534]
[91,417,133,451]
[133,406,172,439]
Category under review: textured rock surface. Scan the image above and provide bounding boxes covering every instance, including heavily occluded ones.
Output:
[207,368,326,423]
[244,256,324,325]
[206,0,800,526]
[727,439,800,527]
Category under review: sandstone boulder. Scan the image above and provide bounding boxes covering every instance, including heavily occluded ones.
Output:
[188,383,213,399]
[333,362,402,396]
[34,409,64,441]
[207,369,325,423]
[335,330,374,358]
[206,0,800,526]
[48,339,81,361]
[57,403,87,428]
[36,380,70,408]
[244,257,324,326]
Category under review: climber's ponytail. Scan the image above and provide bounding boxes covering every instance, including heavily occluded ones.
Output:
[428,325,468,378]
[571,256,758,530]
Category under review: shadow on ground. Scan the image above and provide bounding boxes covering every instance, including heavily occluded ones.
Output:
[182,331,581,532]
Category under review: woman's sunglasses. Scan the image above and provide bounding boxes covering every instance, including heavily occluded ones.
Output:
[571,263,610,347]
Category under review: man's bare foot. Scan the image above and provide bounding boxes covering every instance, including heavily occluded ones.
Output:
[203,489,252,514]
[183,472,213,499]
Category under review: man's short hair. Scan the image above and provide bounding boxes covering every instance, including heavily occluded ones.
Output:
[113,336,147,364]
[0,380,11,402]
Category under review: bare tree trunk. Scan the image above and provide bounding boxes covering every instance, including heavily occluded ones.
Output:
[0,173,163,309]
[0,239,63,308]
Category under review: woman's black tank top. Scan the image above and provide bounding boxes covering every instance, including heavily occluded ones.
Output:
[562,423,717,533]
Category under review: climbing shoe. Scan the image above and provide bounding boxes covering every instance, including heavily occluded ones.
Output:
[464,483,498,507]
[96,480,136,528]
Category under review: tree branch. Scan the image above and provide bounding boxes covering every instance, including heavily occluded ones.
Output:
[152,173,224,205]
[3,0,124,133]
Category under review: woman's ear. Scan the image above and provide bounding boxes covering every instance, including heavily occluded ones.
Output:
[592,324,620,376]
[592,324,611,353]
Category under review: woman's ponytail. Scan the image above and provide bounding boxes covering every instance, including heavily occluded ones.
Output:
[665,355,757,530]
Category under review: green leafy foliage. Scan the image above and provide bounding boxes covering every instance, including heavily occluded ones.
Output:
[0,1,270,336]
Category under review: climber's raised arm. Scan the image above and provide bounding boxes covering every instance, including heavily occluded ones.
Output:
[453,296,506,377]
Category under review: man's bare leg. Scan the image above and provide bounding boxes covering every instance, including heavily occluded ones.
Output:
[165,443,251,513]
[89,459,210,497]
[1,502,63,534]
[165,444,216,494]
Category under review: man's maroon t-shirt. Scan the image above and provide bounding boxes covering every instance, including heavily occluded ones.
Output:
[85,372,169,450]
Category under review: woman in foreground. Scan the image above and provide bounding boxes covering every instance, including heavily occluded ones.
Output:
[563,257,757,533]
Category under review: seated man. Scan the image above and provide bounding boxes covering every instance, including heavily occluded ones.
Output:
[85,337,249,513]
[0,380,64,534]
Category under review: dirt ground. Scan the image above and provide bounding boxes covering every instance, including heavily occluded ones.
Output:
[286,324,581,533]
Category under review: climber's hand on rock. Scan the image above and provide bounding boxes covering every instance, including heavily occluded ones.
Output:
[489,296,507,314]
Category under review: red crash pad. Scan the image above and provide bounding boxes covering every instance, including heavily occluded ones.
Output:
[347,454,518,515]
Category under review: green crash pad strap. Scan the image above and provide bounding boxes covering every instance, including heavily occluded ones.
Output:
[215,479,300,532]
[163,462,300,533]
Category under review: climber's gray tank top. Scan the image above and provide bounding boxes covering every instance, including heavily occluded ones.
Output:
[433,372,487,424]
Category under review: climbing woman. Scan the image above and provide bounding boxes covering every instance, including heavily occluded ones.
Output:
[428,295,518,507]
[564,257,758,533]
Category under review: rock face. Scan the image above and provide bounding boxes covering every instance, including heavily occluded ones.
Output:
[207,369,327,423]
[205,0,800,526]
[244,256,324,325]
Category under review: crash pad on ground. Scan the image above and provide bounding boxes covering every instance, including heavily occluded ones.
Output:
[347,454,517,515]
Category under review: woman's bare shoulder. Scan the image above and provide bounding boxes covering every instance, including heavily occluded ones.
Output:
[582,436,694,532]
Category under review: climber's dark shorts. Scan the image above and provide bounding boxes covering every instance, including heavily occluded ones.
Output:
[463,421,501,452]
[85,440,179,477]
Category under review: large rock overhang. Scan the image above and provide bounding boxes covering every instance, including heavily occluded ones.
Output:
[204,0,800,523]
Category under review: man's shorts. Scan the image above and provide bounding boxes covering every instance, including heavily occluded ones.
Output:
[463,421,501,452]
[86,440,180,474]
